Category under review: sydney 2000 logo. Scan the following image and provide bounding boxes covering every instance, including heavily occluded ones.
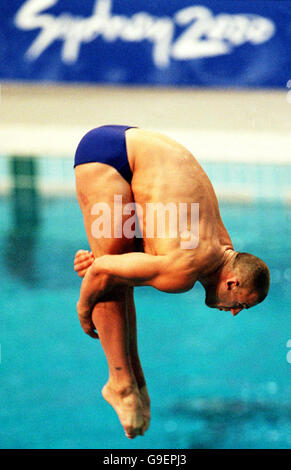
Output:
[14,0,276,68]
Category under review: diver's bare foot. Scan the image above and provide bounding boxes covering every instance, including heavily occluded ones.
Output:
[139,385,151,434]
[102,382,145,439]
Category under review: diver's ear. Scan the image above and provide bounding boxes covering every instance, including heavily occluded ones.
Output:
[226,279,239,290]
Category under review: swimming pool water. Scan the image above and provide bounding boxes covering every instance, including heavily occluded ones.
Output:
[0,195,290,449]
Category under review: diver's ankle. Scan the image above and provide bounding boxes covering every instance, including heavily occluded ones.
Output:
[107,379,138,398]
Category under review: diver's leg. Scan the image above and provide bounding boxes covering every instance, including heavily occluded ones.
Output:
[75,162,144,439]
[126,287,151,433]
[74,249,151,433]
[91,288,144,439]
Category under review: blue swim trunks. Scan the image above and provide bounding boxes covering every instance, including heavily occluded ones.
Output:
[74,125,136,184]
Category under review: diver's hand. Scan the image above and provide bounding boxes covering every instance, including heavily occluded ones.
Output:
[77,300,99,339]
[74,250,95,277]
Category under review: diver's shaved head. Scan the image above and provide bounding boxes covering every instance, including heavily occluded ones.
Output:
[231,252,270,302]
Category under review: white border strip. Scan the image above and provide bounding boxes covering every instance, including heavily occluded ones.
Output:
[162,128,291,165]
[0,125,290,164]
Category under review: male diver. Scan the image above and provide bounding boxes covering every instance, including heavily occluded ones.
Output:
[73,125,270,439]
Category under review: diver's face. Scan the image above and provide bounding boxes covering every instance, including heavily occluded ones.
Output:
[206,281,259,316]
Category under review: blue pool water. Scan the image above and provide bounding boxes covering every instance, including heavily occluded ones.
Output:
[0,195,290,449]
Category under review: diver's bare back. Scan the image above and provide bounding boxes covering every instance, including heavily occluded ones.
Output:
[126,128,233,276]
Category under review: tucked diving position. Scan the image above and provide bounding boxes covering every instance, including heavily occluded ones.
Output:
[73,125,270,439]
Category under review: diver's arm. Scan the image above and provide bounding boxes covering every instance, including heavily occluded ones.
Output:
[77,252,173,318]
